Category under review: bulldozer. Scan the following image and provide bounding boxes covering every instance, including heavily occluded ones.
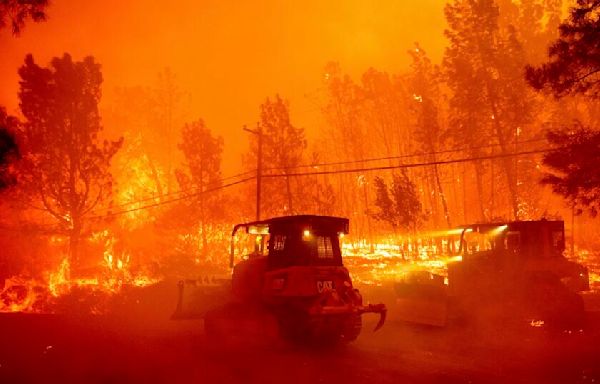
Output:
[173,215,386,344]
[394,220,589,328]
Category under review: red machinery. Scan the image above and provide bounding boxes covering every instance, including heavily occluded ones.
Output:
[395,220,589,328]
[174,215,386,344]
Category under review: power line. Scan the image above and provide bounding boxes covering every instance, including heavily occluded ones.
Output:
[109,137,547,213]
[262,148,550,178]
[90,147,551,218]
[89,176,255,219]
[101,169,256,212]
[260,137,548,172]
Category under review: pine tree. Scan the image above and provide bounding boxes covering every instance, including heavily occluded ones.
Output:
[176,119,223,257]
[526,0,600,98]
[372,172,423,233]
[0,0,48,34]
[541,126,600,216]
[17,53,122,266]
[444,0,534,220]
[408,44,451,227]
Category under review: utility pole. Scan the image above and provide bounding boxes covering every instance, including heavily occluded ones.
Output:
[244,123,263,221]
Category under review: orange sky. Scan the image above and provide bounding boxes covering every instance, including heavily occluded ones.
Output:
[0,0,447,173]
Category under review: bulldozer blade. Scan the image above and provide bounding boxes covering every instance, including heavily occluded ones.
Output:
[171,278,232,320]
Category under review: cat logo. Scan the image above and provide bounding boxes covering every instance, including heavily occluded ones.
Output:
[317,280,334,293]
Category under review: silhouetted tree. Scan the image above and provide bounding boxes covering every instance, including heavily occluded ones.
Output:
[526,0,600,98]
[526,1,600,216]
[176,119,223,257]
[17,53,122,266]
[0,0,49,187]
[444,0,534,220]
[408,44,451,227]
[360,67,409,161]
[155,68,188,194]
[246,95,306,216]
[497,0,562,65]
[541,126,600,216]
[372,172,423,234]
[0,107,18,189]
[322,62,374,240]
[296,152,337,215]
[0,0,48,34]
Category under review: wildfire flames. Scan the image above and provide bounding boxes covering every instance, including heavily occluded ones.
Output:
[4,229,597,316]
[0,231,161,314]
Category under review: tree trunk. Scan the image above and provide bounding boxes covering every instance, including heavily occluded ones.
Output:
[148,157,164,200]
[69,215,81,272]
[474,161,486,221]
[426,170,439,227]
[433,163,451,227]
[285,174,294,214]
[486,82,519,220]
[362,181,374,252]
[199,159,207,259]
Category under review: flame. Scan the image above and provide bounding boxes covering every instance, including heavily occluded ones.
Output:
[343,239,599,294]
[48,258,71,297]
[0,277,43,313]
[1,230,162,314]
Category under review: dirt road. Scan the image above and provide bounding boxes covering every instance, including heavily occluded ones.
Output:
[0,308,599,384]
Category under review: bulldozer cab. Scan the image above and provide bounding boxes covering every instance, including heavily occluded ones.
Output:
[460,220,565,260]
[230,215,349,270]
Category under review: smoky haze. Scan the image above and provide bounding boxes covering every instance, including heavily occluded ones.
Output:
[0,0,446,173]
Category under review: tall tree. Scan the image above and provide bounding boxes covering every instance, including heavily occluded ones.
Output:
[246,95,306,216]
[526,0,600,98]
[372,172,423,234]
[444,0,534,220]
[526,0,600,216]
[322,62,373,241]
[408,44,452,227]
[17,53,122,266]
[0,0,48,34]
[360,67,409,162]
[0,0,49,187]
[541,126,600,216]
[105,69,188,208]
[497,0,562,65]
[176,119,223,257]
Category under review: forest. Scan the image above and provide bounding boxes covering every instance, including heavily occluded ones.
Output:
[0,0,599,300]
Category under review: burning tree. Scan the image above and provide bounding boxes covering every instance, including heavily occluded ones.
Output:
[176,119,224,258]
[245,95,306,216]
[408,44,451,228]
[372,172,423,234]
[444,0,534,221]
[16,53,122,267]
[322,63,375,241]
